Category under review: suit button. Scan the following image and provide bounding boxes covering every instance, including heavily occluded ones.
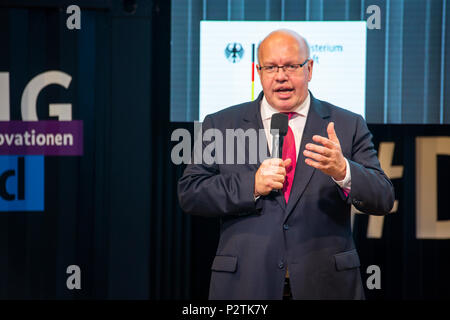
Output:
[278,261,284,269]
[283,224,289,230]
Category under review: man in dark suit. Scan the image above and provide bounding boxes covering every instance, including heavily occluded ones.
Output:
[178,29,394,299]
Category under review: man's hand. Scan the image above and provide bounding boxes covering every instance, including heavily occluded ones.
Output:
[254,158,292,197]
[303,122,346,181]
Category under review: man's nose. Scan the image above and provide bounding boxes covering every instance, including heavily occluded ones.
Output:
[274,68,289,81]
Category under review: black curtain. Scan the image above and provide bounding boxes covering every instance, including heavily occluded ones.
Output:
[0,0,196,299]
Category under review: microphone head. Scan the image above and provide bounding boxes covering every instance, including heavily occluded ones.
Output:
[270,113,289,136]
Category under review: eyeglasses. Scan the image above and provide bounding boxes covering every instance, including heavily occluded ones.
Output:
[258,58,310,74]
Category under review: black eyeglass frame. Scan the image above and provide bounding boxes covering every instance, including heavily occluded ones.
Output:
[258,58,310,73]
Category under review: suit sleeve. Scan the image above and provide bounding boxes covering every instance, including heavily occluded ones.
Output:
[177,115,258,217]
[345,115,395,215]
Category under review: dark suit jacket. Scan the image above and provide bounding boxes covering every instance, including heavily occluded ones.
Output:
[178,91,394,300]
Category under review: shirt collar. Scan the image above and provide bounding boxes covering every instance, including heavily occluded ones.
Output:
[260,92,310,121]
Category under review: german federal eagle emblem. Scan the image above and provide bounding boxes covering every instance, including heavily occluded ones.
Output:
[225,43,244,63]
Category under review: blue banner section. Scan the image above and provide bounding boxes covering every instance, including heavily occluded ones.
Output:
[0,156,44,211]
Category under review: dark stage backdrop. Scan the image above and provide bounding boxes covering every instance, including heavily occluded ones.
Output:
[0,0,182,299]
[0,0,449,300]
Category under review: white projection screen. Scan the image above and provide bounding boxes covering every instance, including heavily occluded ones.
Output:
[199,21,367,121]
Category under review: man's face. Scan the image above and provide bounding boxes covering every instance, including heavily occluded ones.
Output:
[256,35,313,112]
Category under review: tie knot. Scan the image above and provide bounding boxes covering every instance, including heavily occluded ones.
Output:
[283,112,296,120]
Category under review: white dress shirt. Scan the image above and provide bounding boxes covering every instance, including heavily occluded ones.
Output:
[260,93,351,191]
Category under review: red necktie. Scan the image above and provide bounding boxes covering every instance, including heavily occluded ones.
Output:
[282,112,297,203]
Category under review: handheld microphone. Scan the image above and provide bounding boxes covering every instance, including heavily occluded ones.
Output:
[270,113,289,193]
[270,113,289,158]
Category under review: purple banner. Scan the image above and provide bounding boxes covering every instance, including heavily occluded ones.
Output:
[0,121,83,156]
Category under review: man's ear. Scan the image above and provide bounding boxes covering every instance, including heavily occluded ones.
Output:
[256,64,261,78]
[307,60,313,81]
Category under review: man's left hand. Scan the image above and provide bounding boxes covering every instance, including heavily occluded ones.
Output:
[303,122,346,181]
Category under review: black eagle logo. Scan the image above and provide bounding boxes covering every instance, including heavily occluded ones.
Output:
[225,43,244,63]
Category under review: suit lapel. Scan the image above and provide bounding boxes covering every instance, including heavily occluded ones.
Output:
[283,93,330,221]
[242,91,267,168]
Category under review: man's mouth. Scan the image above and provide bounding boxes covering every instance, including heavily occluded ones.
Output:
[276,88,293,92]
[274,87,294,98]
